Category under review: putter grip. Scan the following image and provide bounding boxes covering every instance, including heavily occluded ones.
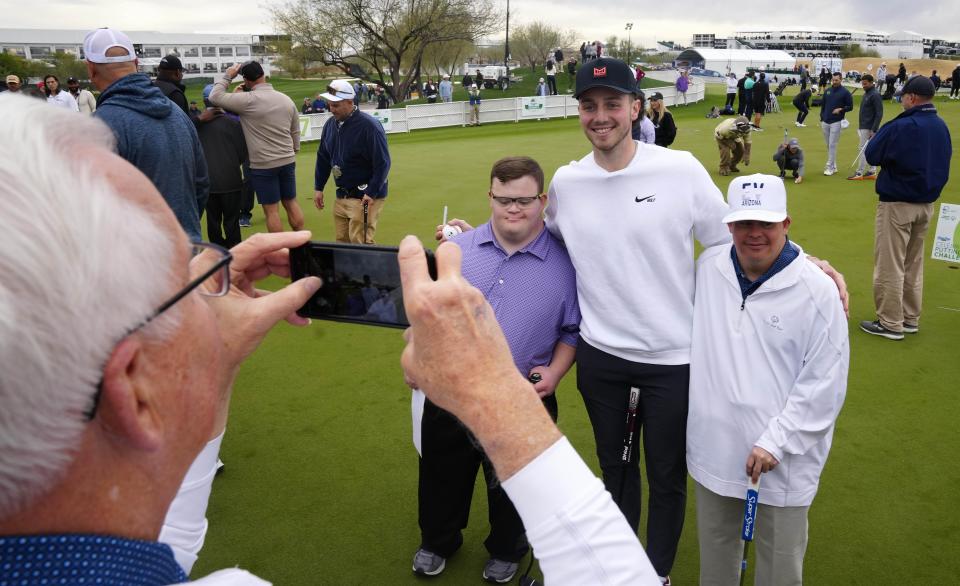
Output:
[741,478,761,542]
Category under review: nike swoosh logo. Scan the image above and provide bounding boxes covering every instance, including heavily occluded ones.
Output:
[635,194,656,203]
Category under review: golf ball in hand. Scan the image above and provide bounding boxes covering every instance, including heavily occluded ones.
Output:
[442,225,462,239]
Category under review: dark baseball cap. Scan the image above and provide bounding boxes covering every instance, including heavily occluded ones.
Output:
[900,75,935,97]
[240,61,264,81]
[158,55,183,70]
[574,57,637,99]
[66,77,79,84]
[649,92,664,101]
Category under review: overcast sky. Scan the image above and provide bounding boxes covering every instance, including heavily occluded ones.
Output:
[3,0,957,45]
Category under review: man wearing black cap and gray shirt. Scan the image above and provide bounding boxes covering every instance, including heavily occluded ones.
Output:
[313,79,391,244]
[210,61,305,234]
[155,54,189,115]
[67,77,97,114]
[860,75,952,341]
[849,73,883,181]
[773,137,805,184]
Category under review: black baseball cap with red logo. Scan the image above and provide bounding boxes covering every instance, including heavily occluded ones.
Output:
[574,57,637,99]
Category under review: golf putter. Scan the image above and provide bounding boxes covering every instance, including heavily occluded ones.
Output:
[362,200,369,244]
[616,387,641,503]
[738,477,761,586]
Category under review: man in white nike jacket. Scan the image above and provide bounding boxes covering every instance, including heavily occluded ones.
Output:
[687,174,849,586]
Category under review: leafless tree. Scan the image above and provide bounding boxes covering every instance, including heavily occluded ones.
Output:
[269,0,501,104]
[511,21,576,72]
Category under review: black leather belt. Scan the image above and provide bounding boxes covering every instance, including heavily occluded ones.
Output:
[336,186,365,199]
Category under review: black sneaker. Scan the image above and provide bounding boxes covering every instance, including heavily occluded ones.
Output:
[859,320,904,340]
[412,549,446,576]
[779,171,786,178]
[482,559,519,583]
[902,323,919,334]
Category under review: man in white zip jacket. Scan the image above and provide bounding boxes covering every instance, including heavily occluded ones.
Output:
[687,174,849,586]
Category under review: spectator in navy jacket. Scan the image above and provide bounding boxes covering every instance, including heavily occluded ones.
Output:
[860,76,952,341]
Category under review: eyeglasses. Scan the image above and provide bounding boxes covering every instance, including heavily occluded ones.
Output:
[84,242,232,420]
[489,193,543,208]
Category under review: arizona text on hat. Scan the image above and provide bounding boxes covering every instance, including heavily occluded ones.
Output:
[83,28,137,64]
[574,57,637,99]
[319,79,356,102]
[722,174,788,224]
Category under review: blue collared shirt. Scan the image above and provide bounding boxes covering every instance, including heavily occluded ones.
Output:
[730,238,800,305]
[451,222,580,375]
[0,534,187,585]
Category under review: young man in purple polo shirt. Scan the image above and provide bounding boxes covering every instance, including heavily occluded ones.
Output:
[410,156,580,583]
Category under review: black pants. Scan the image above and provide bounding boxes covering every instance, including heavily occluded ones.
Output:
[725,92,735,108]
[777,157,800,177]
[240,161,255,220]
[418,396,558,561]
[744,90,754,118]
[800,79,807,91]
[576,339,689,577]
[796,104,809,124]
[547,75,558,95]
[206,190,241,248]
[952,85,960,98]
[737,91,746,115]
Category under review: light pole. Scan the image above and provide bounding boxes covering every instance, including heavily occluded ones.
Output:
[625,22,634,63]
[503,0,510,89]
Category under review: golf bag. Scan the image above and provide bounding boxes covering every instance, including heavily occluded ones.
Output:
[811,96,823,107]
[706,106,721,118]
[773,81,789,96]
[720,104,736,115]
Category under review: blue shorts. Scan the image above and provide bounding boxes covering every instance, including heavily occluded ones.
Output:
[249,163,296,205]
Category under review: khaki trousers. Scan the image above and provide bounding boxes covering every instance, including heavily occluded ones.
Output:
[333,197,385,244]
[717,138,744,173]
[873,201,933,331]
[695,482,808,586]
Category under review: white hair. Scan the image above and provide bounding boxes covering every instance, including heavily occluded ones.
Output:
[0,94,180,519]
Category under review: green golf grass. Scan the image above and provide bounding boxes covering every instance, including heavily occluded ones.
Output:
[191,83,960,584]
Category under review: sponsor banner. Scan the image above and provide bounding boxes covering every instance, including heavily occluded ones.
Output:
[932,203,960,263]
[521,96,546,117]
[372,109,393,131]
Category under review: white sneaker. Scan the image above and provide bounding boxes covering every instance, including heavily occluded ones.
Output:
[798,122,806,127]
[823,168,836,176]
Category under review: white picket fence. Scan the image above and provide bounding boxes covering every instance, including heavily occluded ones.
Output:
[298,80,705,140]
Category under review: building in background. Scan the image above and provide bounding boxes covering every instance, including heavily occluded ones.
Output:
[691,27,955,60]
[0,29,284,79]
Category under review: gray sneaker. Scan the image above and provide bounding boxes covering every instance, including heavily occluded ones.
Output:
[902,323,919,334]
[859,320,904,340]
[412,549,445,576]
[482,558,519,583]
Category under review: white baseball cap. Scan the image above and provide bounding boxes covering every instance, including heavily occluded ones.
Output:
[722,174,788,224]
[319,79,356,102]
[83,28,137,64]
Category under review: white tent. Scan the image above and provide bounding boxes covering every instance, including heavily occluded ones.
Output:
[675,48,796,77]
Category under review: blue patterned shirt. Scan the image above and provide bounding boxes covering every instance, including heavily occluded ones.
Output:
[451,222,580,375]
[0,534,187,585]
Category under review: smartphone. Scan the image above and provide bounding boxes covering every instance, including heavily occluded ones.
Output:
[289,242,436,328]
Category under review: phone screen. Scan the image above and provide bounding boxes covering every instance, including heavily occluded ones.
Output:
[290,242,435,328]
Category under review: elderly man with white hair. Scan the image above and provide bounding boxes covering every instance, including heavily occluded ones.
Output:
[0,93,319,584]
[0,94,662,585]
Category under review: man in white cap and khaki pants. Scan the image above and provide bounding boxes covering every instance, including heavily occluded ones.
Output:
[686,174,850,585]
